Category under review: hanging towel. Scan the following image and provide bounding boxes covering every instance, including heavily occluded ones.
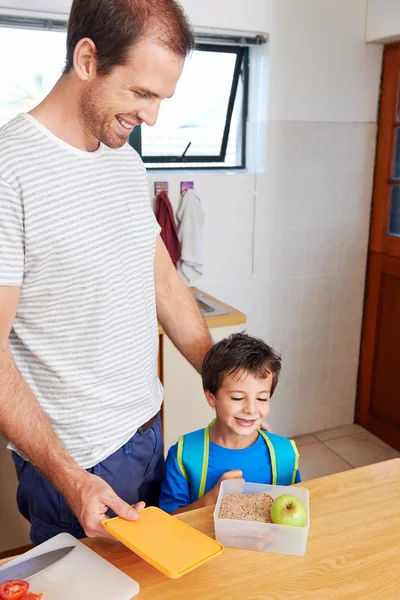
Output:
[176,188,205,284]
[155,190,181,267]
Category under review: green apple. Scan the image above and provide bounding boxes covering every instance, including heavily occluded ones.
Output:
[270,494,308,527]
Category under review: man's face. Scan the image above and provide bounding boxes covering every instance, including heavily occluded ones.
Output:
[80,40,184,149]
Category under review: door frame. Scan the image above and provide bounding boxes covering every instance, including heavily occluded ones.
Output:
[356,252,400,450]
[369,43,400,258]
[356,42,400,451]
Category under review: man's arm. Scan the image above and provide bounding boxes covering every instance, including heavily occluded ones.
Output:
[0,286,142,538]
[154,237,213,373]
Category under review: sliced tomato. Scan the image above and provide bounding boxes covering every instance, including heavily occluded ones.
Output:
[0,580,29,600]
[24,594,43,600]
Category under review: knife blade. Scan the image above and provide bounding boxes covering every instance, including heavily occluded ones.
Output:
[0,546,75,583]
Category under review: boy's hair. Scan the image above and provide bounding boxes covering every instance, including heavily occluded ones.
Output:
[202,332,282,396]
[64,0,194,75]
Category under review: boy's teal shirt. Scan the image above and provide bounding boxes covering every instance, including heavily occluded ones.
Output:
[159,429,301,514]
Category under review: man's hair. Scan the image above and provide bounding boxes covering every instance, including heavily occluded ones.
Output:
[202,333,282,397]
[64,0,195,75]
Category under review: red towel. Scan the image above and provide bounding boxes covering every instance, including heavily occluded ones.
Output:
[155,191,181,267]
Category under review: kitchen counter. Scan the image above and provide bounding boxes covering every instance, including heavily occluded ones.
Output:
[158,287,246,334]
[82,458,400,600]
[2,460,399,598]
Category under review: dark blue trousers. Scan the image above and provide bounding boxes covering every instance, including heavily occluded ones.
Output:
[12,413,164,545]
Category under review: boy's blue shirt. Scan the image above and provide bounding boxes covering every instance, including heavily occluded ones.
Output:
[159,432,301,514]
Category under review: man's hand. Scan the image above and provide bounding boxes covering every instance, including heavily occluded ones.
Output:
[206,470,244,506]
[260,419,272,433]
[64,472,145,538]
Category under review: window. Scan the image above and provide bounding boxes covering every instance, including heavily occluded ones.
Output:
[0,17,263,170]
[0,21,67,127]
[131,44,249,169]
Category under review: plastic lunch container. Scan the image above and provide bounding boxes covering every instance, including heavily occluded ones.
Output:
[102,506,223,578]
[213,480,310,556]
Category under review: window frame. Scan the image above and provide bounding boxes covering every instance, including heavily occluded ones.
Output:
[0,17,254,170]
[130,44,250,170]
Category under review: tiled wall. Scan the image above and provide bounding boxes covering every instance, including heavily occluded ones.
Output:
[148,0,383,439]
[149,120,376,437]
[259,121,377,436]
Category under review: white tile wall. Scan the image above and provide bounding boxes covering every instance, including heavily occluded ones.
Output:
[270,227,307,279]
[304,176,342,227]
[298,365,329,409]
[149,118,376,438]
[336,223,370,273]
[304,226,338,276]
[324,402,358,430]
[300,319,332,368]
[333,271,366,319]
[327,360,359,407]
[330,317,364,363]
[302,275,335,324]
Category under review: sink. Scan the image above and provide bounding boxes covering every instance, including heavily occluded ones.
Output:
[193,292,228,317]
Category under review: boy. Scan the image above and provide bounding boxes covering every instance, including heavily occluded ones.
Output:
[159,332,301,514]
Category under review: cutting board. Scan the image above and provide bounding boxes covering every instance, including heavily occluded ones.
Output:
[0,533,139,600]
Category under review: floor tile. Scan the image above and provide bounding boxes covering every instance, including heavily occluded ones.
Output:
[324,432,400,468]
[313,423,364,441]
[292,434,319,447]
[298,442,352,481]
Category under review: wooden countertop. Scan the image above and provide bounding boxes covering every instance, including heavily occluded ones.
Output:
[2,460,399,598]
[81,458,400,599]
[158,287,246,334]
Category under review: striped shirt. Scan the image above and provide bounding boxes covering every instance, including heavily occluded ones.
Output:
[0,113,163,468]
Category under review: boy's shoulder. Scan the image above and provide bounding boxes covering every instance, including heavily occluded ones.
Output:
[260,431,295,443]
[167,429,297,458]
[258,430,298,455]
[180,426,208,438]
[167,426,208,455]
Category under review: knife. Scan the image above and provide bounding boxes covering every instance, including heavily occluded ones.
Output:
[0,546,75,583]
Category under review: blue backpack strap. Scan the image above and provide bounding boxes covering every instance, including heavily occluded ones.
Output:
[177,426,211,500]
[259,431,299,485]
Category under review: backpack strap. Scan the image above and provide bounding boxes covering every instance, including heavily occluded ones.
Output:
[177,425,299,500]
[176,435,189,481]
[289,439,300,484]
[176,425,211,500]
[259,431,299,485]
[258,430,277,484]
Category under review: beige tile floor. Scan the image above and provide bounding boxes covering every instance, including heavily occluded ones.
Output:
[294,424,400,481]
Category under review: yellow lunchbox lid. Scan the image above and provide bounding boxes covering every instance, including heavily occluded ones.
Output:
[102,506,223,579]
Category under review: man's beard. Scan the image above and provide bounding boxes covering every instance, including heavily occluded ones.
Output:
[79,83,128,149]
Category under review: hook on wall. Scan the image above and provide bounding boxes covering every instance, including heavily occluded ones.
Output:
[180,181,194,196]
[155,181,168,196]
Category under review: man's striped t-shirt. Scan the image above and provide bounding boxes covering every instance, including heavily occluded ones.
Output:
[0,113,163,468]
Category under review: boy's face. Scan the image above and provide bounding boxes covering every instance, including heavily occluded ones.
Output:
[205,370,272,438]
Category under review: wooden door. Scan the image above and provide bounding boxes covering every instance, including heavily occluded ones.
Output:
[356,44,400,451]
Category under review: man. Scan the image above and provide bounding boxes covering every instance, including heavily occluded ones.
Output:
[0,0,213,545]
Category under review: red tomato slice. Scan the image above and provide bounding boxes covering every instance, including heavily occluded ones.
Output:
[24,594,43,600]
[0,580,29,600]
